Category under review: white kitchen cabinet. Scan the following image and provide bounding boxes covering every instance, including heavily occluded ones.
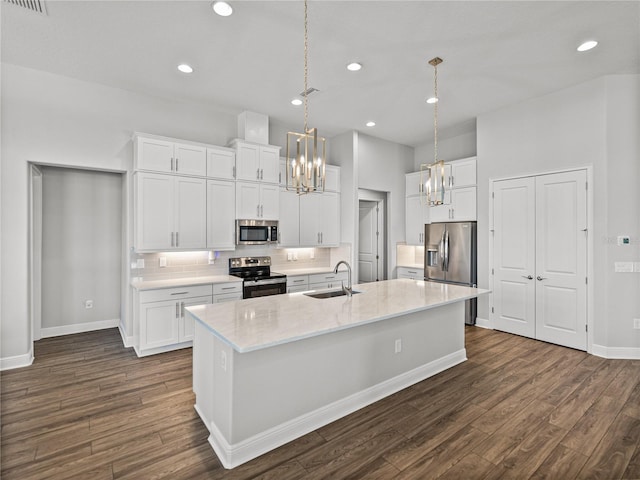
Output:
[135,134,207,176]
[448,157,476,189]
[207,146,236,180]
[309,271,348,290]
[286,275,309,293]
[138,285,212,355]
[405,195,428,245]
[324,165,341,192]
[207,179,236,250]
[232,140,280,184]
[405,171,424,197]
[135,172,206,251]
[278,189,300,247]
[430,187,476,222]
[213,282,243,302]
[397,266,424,280]
[236,181,279,220]
[299,192,340,247]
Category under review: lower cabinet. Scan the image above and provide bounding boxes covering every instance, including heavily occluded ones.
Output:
[287,275,309,293]
[308,271,348,290]
[397,266,424,280]
[137,282,242,356]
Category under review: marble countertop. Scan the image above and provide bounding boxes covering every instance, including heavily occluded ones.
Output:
[131,275,242,291]
[187,279,490,353]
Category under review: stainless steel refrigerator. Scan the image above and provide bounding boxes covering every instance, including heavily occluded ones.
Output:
[424,221,477,325]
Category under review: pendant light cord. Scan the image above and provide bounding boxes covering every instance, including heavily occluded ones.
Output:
[433,61,438,163]
[303,0,309,133]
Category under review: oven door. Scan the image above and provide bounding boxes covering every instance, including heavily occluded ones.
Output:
[243,279,287,299]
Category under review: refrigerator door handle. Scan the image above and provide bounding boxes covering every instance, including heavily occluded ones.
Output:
[439,231,446,270]
[444,230,450,271]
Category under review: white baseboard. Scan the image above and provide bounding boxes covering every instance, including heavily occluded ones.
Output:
[134,341,192,358]
[118,322,135,348]
[1,351,34,371]
[475,317,492,329]
[203,348,467,469]
[592,344,640,360]
[40,318,120,338]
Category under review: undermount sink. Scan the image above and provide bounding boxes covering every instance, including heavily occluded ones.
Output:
[304,289,362,299]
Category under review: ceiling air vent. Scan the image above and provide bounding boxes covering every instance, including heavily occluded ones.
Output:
[4,0,47,15]
[299,87,320,97]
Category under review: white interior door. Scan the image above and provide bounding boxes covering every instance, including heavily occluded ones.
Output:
[493,177,536,338]
[534,170,587,350]
[358,201,377,282]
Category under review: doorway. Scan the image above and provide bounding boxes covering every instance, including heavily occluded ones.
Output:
[358,190,386,283]
[491,168,590,351]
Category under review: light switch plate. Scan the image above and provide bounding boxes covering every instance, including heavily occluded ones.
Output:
[159,257,167,268]
[614,262,634,273]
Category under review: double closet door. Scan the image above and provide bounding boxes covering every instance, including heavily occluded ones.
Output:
[492,169,587,350]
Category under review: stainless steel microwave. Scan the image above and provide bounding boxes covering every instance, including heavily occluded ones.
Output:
[235,220,279,245]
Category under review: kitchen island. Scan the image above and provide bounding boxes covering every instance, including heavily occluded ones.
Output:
[187,278,489,469]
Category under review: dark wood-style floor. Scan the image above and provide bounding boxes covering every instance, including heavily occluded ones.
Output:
[1,327,639,479]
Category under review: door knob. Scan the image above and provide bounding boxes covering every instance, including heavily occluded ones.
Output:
[536,276,547,281]
[522,275,533,280]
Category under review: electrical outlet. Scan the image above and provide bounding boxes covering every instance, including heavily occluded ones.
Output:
[159,256,167,268]
[394,338,402,354]
[136,258,145,269]
[287,252,293,261]
[310,249,315,259]
[634,319,640,329]
[85,300,93,309]
[131,262,138,270]
[293,252,298,261]
[220,351,227,371]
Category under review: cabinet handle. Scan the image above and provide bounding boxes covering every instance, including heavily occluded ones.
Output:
[175,158,179,171]
[408,270,417,274]
[257,168,260,180]
[181,302,185,318]
[260,168,264,180]
[171,291,189,295]
[232,166,236,178]
[171,232,175,247]
[317,232,320,243]
[175,302,180,318]
[176,232,179,247]
[221,286,236,290]
[257,205,260,217]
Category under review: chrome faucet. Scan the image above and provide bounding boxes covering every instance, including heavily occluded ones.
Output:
[333,260,353,297]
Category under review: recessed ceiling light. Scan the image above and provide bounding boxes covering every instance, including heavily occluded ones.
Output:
[177,64,193,74]
[426,97,438,104]
[366,121,376,127]
[212,1,233,17]
[577,40,598,52]
[291,98,302,106]
[347,62,362,72]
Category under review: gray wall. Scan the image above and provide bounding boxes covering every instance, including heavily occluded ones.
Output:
[41,167,122,330]
[414,130,477,171]
[477,74,639,351]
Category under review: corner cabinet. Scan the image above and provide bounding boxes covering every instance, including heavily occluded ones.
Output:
[134,172,207,251]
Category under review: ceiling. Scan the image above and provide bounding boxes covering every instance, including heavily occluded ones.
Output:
[2,0,639,147]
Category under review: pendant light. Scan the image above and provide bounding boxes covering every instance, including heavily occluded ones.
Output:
[285,0,326,195]
[420,57,447,206]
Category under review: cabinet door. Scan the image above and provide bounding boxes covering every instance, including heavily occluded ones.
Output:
[207,180,236,249]
[299,194,321,246]
[320,192,339,246]
[449,158,476,188]
[405,172,423,196]
[260,184,280,220]
[135,173,174,250]
[207,148,235,180]
[236,181,260,218]
[174,143,207,176]
[140,300,180,350]
[174,176,207,249]
[259,146,280,184]
[324,165,340,192]
[136,137,174,173]
[429,191,453,223]
[405,196,427,245]
[451,187,477,221]
[180,296,212,342]
[279,189,300,246]
[236,143,260,181]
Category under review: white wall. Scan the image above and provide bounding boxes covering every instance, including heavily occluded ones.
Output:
[414,130,477,171]
[477,75,640,351]
[1,64,238,365]
[357,133,415,278]
[41,167,122,331]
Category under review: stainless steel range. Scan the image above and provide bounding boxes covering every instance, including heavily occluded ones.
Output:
[229,256,287,299]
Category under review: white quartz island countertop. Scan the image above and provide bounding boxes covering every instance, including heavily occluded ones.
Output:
[187,279,489,353]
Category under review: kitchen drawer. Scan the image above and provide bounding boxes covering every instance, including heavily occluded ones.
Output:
[287,285,310,293]
[139,284,213,303]
[397,266,424,280]
[286,275,309,287]
[308,271,348,284]
[213,282,243,295]
[213,292,243,303]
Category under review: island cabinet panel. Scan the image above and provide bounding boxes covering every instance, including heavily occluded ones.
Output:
[308,271,348,290]
[191,298,466,468]
[286,275,309,293]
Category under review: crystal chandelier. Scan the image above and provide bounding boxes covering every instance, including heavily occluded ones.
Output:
[420,57,446,206]
[285,0,326,195]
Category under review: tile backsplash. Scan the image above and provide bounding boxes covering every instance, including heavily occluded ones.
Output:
[396,244,424,268]
[131,245,350,281]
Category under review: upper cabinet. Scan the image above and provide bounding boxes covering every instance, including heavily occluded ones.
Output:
[448,157,476,189]
[230,140,280,184]
[206,146,236,180]
[134,134,207,176]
